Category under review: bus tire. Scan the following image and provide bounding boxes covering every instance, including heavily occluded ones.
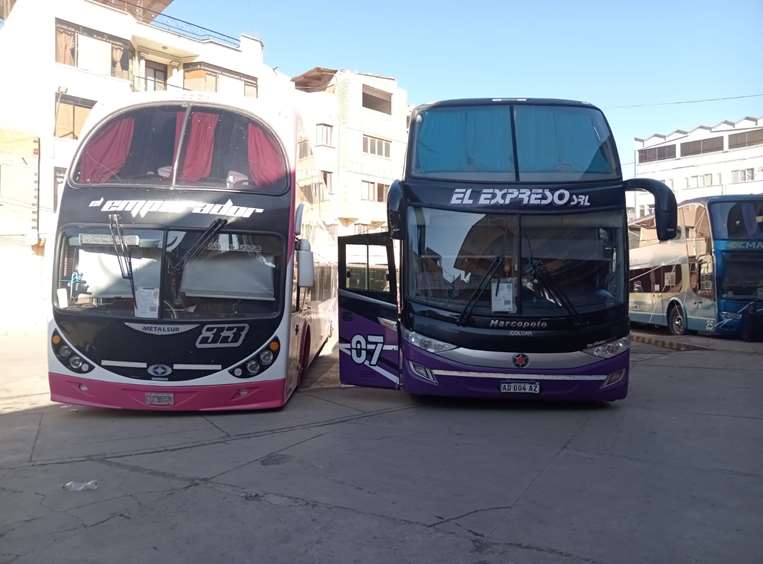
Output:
[668,304,688,336]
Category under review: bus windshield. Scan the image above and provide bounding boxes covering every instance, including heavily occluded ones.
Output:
[407,207,625,317]
[710,200,763,240]
[413,103,618,182]
[72,105,288,193]
[720,253,763,299]
[55,226,283,319]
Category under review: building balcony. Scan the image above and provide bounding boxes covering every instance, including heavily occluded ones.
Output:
[95,0,240,48]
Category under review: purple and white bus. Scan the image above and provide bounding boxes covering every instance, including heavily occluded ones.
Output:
[48,92,336,410]
[338,98,677,401]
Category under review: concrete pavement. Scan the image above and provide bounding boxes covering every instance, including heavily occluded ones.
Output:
[1,334,761,563]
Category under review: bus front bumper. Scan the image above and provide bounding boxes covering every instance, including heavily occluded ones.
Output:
[49,372,286,411]
[401,345,629,402]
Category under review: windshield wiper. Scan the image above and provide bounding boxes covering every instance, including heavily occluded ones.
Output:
[108,213,136,302]
[522,229,586,327]
[457,255,504,326]
[529,259,586,327]
[172,218,228,274]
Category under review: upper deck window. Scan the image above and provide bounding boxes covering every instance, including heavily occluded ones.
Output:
[412,103,618,183]
[413,105,515,181]
[72,105,289,193]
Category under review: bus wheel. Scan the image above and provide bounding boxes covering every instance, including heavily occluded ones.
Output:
[668,305,687,336]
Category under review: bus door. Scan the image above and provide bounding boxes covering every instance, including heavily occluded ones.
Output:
[689,255,718,331]
[338,233,400,389]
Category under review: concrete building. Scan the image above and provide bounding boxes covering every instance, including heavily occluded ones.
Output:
[0,0,292,244]
[627,117,763,220]
[293,67,408,236]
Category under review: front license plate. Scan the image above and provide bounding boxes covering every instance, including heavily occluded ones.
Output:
[145,392,174,406]
[500,382,540,394]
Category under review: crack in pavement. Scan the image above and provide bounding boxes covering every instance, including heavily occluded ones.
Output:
[27,412,43,463]
[299,391,367,413]
[0,404,416,471]
[200,415,232,438]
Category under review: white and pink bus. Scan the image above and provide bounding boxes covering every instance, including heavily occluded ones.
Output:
[48,92,336,410]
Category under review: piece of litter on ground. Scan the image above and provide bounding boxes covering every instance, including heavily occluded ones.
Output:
[63,480,98,492]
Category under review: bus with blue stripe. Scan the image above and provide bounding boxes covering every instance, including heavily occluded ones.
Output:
[629,195,763,339]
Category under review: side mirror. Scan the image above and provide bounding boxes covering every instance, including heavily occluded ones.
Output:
[387,180,405,239]
[294,203,305,237]
[297,239,314,288]
[623,178,678,241]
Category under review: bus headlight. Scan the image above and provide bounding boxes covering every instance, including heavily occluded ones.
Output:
[259,349,274,366]
[402,328,456,354]
[585,336,630,359]
[58,345,72,359]
[69,356,83,370]
[230,338,280,378]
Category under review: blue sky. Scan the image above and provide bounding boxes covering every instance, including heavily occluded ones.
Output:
[166,0,762,175]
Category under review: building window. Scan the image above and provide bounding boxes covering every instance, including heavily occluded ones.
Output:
[55,25,76,66]
[145,61,167,91]
[638,144,676,163]
[680,136,723,157]
[53,167,66,212]
[244,81,258,98]
[321,170,333,194]
[686,174,719,189]
[363,135,391,157]
[362,85,392,114]
[361,180,389,202]
[298,139,310,160]
[728,129,763,150]
[184,68,217,92]
[731,168,755,183]
[55,94,95,139]
[316,124,333,146]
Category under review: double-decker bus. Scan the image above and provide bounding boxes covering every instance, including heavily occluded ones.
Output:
[48,92,336,410]
[630,195,763,339]
[338,98,676,401]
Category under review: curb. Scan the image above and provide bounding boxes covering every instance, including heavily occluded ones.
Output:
[631,332,709,352]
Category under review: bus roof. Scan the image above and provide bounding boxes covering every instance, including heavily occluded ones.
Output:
[413,97,600,112]
[680,194,763,206]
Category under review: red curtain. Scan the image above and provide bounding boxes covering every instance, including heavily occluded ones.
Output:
[78,117,135,183]
[248,123,285,188]
[178,112,219,182]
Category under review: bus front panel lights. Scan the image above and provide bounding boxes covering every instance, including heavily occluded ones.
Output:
[602,369,627,388]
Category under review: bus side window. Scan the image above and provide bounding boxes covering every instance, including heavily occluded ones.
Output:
[345,244,391,294]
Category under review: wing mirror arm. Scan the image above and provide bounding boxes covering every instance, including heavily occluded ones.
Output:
[623,178,678,241]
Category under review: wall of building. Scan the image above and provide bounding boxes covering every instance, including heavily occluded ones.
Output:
[295,70,408,236]
[628,117,763,219]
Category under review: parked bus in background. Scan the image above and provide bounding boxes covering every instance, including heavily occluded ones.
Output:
[629,195,763,340]
[337,98,677,402]
[48,92,336,410]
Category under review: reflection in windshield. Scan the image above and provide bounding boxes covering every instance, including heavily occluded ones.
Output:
[721,253,763,299]
[407,208,624,317]
[413,104,618,182]
[55,228,282,319]
[711,200,763,240]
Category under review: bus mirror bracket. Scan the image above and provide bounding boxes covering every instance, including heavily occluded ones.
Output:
[297,239,314,288]
[387,180,405,239]
[294,203,305,237]
[623,178,678,241]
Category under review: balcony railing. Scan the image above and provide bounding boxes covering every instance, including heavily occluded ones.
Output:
[96,0,240,48]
